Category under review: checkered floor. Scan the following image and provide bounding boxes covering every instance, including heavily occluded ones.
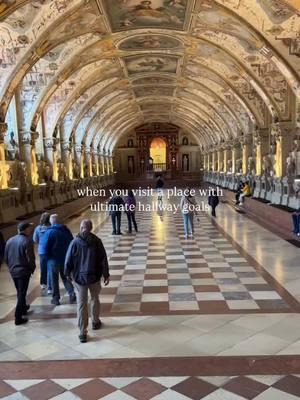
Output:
[28,197,299,317]
[1,375,300,399]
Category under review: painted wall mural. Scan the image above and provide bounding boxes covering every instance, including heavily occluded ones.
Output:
[119,34,182,50]
[133,86,175,97]
[0,0,300,159]
[102,0,188,31]
[125,55,179,74]
[131,76,176,85]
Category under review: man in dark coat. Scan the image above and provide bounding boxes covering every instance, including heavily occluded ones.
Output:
[65,219,110,343]
[208,188,220,218]
[43,214,75,306]
[4,222,36,325]
[108,194,125,235]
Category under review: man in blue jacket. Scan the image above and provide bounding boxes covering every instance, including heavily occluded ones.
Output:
[65,219,110,343]
[44,214,75,306]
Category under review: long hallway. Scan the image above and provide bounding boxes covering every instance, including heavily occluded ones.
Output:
[1,194,300,399]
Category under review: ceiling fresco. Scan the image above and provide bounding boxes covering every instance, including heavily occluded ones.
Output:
[124,55,179,74]
[118,34,182,50]
[0,0,300,152]
[102,0,189,32]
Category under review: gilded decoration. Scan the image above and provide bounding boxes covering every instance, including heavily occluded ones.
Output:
[0,0,299,168]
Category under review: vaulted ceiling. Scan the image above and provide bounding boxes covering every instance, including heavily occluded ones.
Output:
[0,0,300,152]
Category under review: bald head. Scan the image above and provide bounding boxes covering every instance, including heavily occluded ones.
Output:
[80,219,93,234]
[50,214,59,225]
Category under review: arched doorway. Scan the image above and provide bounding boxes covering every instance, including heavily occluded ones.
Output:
[150,137,167,170]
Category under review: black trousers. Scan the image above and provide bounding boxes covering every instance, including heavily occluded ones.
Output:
[211,205,216,217]
[13,274,30,322]
[111,211,121,234]
[126,211,138,232]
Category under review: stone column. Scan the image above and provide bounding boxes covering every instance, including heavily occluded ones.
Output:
[20,131,39,185]
[217,147,223,172]
[253,129,269,176]
[44,138,59,182]
[0,123,9,189]
[203,153,207,170]
[93,150,100,176]
[271,124,293,178]
[61,141,73,180]
[110,155,114,174]
[212,151,216,172]
[240,135,252,175]
[85,148,93,177]
[223,146,230,173]
[74,145,84,179]
[99,154,104,175]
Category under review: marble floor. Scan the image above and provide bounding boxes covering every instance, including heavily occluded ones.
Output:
[1,192,300,399]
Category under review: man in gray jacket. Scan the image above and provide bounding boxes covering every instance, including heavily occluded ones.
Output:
[5,222,36,325]
[65,219,110,343]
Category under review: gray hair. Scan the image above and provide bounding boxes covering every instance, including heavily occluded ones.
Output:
[80,219,93,233]
[50,214,59,225]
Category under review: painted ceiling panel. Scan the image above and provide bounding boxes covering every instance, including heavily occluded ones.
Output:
[0,0,299,151]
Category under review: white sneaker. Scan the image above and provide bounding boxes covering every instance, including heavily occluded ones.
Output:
[40,284,47,290]
[47,290,52,295]
[184,234,188,239]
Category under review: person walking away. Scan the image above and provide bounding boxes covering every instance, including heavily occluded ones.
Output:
[125,189,138,233]
[33,212,52,293]
[108,194,125,235]
[239,181,251,205]
[180,188,199,239]
[4,222,36,325]
[65,219,110,343]
[43,214,76,305]
[155,175,164,201]
[292,208,300,236]
[208,187,219,217]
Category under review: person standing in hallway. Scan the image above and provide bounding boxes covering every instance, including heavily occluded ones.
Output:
[33,212,52,293]
[64,219,110,343]
[180,188,199,239]
[108,193,125,235]
[292,208,300,236]
[208,188,219,218]
[4,222,36,325]
[125,189,138,234]
[43,214,76,306]
[155,174,164,201]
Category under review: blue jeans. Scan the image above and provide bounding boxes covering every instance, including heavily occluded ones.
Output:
[48,260,74,300]
[40,254,52,289]
[183,213,194,236]
[292,213,300,234]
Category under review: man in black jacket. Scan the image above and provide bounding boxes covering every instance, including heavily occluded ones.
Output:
[64,219,110,343]
[4,222,36,325]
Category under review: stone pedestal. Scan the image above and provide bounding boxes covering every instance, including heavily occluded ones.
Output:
[266,176,274,202]
[271,177,283,204]
[253,176,262,198]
